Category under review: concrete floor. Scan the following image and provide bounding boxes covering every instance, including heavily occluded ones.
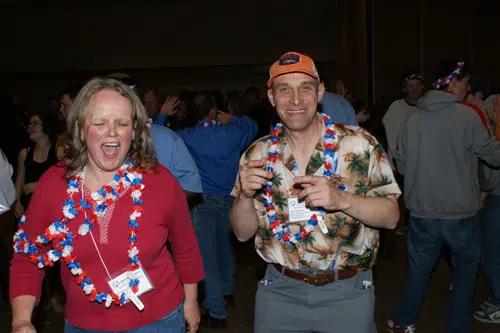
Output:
[1,228,498,333]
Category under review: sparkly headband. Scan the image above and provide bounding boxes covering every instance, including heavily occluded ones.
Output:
[432,61,465,90]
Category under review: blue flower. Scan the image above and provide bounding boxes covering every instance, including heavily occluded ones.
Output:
[95,293,108,303]
[128,220,139,229]
[129,279,139,288]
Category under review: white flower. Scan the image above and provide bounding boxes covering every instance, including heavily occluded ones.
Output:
[62,246,73,257]
[78,223,90,236]
[47,250,59,262]
[47,224,59,236]
[82,283,95,295]
[37,263,45,269]
[63,206,76,219]
[126,174,136,183]
[130,211,142,220]
[70,268,82,275]
[128,246,139,258]
[23,243,31,253]
[131,190,142,200]
[91,192,101,201]
[105,295,113,308]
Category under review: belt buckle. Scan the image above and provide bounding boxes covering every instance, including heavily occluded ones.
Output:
[305,271,322,286]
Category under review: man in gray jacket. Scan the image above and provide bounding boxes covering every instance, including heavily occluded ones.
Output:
[388,59,500,333]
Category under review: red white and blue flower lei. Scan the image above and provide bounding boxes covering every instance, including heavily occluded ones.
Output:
[197,120,220,128]
[433,61,464,90]
[264,113,345,246]
[13,158,144,308]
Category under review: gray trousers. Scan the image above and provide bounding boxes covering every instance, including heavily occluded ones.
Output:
[254,264,377,333]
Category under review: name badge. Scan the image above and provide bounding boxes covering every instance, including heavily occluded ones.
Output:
[288,197,328,234]
[108,264,153,311]
[288,197,315,222]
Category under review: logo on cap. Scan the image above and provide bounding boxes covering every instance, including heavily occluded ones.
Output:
[279,53,300,66]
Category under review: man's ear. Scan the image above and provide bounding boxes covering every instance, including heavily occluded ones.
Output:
[267,88,276,107]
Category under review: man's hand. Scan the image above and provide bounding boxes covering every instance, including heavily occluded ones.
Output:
[184,300,200,332]
[295,175,350,212]
[239,158,273,199]
[217,110,233,124]
[160,96,180,117]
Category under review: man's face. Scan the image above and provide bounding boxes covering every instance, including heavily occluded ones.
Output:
[59,94,73,121]
[451,76,471,101]
[405,80,424,99]
[142,90,158,118]
[267,72,324,133]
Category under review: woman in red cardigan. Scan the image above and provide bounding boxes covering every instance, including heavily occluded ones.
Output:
[10,78,204,333]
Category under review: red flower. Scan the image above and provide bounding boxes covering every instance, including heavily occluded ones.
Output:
[90,289,97,301]
[268,155,278,163]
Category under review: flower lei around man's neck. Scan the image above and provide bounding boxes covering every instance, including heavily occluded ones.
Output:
[433,61,465,90]
[198,120,220,128]
[263,113,345,246]
[13,158,144,308]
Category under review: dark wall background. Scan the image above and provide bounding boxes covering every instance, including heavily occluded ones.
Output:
[373,0,500,106]
[2,0,499,114]
[0,0,340,72]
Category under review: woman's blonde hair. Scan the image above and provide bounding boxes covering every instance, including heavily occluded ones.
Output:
[64,77,157,178]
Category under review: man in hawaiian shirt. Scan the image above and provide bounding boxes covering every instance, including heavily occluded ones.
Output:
[229,51,401,333]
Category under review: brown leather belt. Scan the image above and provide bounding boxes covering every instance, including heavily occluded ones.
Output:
[273,263,358,286]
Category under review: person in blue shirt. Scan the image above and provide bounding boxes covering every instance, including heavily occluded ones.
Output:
[149,124,202,198]
[94,75,203,199]
[319,90,358,125]
[171,92,257,328]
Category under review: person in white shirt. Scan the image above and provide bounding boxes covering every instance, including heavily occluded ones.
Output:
[382,73,424,235]
[0,148,15,215]
[383,73,424,167]
[0,148,15,305]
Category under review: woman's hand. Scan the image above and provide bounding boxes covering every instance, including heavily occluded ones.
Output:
[184,300,200,332]
[22,182,37,195]
[11,320,36,333]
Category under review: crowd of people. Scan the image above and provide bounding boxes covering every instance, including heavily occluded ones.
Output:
[0,50,498,333]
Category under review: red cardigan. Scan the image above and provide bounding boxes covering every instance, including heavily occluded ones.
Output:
[10,164,204,331]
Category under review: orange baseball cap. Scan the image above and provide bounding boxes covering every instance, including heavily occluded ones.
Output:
[267,52,320,88]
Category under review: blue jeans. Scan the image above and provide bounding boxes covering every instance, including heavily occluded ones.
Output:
[480,195,500,305]
[64,303,185,333]
[191,195,235,319]
[392,215,481,333]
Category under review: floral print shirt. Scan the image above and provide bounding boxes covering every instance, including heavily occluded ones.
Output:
[231,122,401,271]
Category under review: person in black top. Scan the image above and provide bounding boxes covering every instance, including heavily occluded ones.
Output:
[13,112,58,218]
